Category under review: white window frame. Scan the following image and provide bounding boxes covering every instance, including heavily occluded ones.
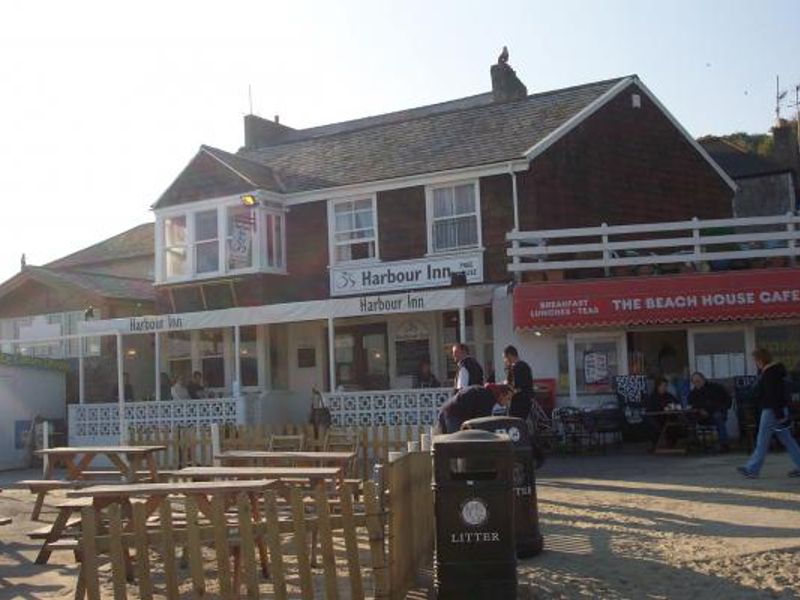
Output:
[327,195,380,266]
[193,209,222,276]
[155,193,287,284]
[425,179,482,255]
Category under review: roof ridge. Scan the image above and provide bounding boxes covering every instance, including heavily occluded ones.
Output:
[55,268,154,282]
[242,76,631,152]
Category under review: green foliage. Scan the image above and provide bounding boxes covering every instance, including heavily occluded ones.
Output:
[719,132,773,157]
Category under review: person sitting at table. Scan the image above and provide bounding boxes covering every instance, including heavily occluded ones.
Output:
[160,372,173,400]
[645,377,680,450]
[109,372,134,401]
[414,358,441,389]
[171,374,191,400]
[688,371,732,453]
[437,384,513,434]
[187,370,207,399]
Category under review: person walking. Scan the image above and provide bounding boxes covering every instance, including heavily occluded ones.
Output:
[737,348,800,479]
[437,384,513,433]
[503,345,534,420]
[451,343,484,390]
[687,371,732,452]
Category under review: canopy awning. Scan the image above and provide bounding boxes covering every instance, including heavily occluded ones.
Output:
[78,285,496,337]
[513,267,800,330]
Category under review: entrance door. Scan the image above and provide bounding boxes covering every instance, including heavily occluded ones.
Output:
[334,323,389,390]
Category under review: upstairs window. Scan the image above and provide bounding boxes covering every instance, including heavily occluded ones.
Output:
[164,216,187,277]
[194,210,219,274]
[429,182,480,253]
[332,198,377,263]
[159,202,286,283]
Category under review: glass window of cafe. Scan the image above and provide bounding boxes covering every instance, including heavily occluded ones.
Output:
[558,338,620,395]
[755,324,800,372]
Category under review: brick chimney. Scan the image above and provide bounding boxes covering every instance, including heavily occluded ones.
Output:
[490,46,528,102]
[772,119,800,205]
[243,114,295,149]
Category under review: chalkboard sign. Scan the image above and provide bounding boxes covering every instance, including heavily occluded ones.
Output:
[396,339,429,377]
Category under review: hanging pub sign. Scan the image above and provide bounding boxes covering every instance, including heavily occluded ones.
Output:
[514,268,800,329]
[329,252,484,296]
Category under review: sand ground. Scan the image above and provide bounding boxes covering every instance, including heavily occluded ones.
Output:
[1,449,799,599]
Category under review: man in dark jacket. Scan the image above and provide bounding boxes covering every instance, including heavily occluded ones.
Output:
[452,343,484,390]
[438,384,513,434]
[688,372,732,452]
[503,345,534,420]
[738,348,800,478]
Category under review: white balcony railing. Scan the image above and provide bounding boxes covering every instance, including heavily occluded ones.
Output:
[322,388,452,427]
[69,397,246,446]
[507,213,800,273]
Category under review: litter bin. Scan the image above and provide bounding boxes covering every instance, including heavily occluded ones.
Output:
[432,429,517,599]
[463,416,544,558]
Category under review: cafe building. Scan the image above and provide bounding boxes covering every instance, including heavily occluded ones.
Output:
[3,52,753,444]
[497,218,800,419]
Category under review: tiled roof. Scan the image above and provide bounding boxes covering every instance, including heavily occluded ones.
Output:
[239,77,627,193]
[25,268,156,302]
[698,137,788,179]
[46,222,154,269]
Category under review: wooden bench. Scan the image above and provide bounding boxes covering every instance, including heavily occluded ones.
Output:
[18,480,92,521]
[35,498,93,565]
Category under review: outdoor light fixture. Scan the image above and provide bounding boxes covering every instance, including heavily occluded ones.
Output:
[126,348,137,358]
[240,193,258,207]
[534,331,543,337]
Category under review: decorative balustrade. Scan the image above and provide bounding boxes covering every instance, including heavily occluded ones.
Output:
[323,387,452,427]
[507,213,800,273]
[68,397,245,446]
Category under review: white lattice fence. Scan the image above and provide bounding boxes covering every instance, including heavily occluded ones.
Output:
[68,397,245,446]
[323,387,451,427]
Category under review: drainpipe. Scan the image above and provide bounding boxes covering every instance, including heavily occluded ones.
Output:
[510,163,522,283]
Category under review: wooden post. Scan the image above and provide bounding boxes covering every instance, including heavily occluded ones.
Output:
[41,421,50,478]
[211,423,221,466]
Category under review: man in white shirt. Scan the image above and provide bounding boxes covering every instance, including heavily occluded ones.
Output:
[452,343,485,390]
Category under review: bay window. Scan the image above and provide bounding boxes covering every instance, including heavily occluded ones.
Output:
[331,197,377,263]
[428,182,480,253]
[158,200,286,283]
[194,210,219,274]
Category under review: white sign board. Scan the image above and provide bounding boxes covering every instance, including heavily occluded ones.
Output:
[79,288,472,336]
[329,252,483,296]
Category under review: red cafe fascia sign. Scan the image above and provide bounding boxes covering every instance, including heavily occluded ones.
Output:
[514,268,800,329]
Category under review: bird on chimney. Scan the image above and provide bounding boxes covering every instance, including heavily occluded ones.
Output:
[498,46,509,64]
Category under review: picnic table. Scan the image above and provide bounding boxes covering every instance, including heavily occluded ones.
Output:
[645,410,698,454]
[176,465,343,485]
[37,445,166,482]
[24,445,166,521]
[215,450,356,470]
[34,479,276,567]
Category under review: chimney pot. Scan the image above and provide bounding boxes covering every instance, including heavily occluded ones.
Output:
[274,115,280,124]
[490,46,528,102]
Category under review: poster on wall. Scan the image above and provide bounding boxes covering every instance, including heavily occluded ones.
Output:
[584,352,609,384]
[228,217,253,268]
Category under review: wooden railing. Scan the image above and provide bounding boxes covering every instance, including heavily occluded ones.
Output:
[384,451,434,600]
[130,424,432,480]
[77,482,388,599]
[507,213,800,273]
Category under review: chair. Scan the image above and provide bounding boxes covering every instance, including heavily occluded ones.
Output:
[268,434,305,452]
[587,402,625,452]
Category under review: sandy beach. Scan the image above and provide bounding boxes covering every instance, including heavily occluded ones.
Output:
[1,450,799,599]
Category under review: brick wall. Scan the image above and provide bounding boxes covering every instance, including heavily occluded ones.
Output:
[377,186,427,261]
[480,174,515,283]
[519,82,734,230]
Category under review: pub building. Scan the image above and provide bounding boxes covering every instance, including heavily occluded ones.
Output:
[6,50,797,445]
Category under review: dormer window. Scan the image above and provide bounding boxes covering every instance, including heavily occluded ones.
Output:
[156,196,286,284]
[330,197,378,263]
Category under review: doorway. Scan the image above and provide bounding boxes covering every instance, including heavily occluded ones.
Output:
[333,323,389,391]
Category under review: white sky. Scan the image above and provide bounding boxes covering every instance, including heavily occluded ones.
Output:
[0,0,798,283]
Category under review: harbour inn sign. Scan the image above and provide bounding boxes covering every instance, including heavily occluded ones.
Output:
[330,252,484,296]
